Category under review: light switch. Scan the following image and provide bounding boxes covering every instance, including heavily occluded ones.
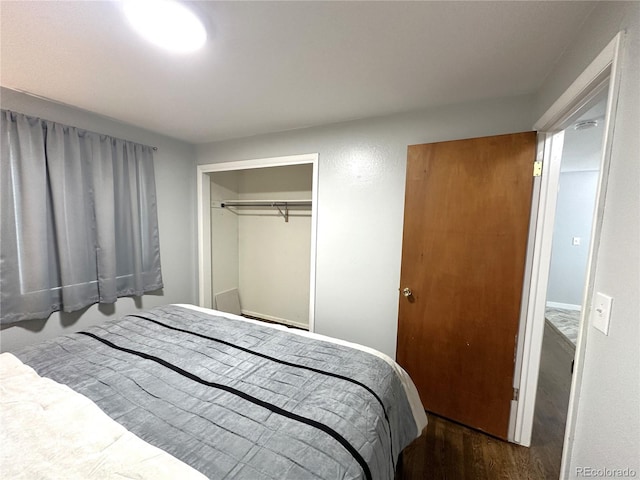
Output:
[572,237,581,246]
[592,292,613,335]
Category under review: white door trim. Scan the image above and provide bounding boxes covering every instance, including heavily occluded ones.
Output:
[512,30,624,463]
[512,130,565,446]
[197,153,319,332]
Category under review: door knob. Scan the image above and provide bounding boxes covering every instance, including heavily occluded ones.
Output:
[402,287,412,297]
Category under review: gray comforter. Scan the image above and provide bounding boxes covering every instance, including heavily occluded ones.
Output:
[14,305,420,480]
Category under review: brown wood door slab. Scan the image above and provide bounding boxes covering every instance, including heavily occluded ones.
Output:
[397,132,536,440]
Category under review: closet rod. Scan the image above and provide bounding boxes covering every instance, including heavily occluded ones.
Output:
[220,201,311,208]
[220,200,311,223]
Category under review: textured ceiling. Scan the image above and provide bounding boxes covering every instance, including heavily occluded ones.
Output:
[0,1,597,143]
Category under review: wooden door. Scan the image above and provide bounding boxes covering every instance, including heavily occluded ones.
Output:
[397,132,536,440]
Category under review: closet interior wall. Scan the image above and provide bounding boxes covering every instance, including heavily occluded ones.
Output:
[210,164,312,328]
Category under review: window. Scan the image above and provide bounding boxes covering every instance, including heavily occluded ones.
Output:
[0,110,163,324]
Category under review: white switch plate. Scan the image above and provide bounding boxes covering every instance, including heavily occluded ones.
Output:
[592,292,613,335]
[572,237,581,246]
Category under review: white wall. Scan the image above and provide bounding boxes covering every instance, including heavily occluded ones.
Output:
[535,2,640,476]
[196,94,535,357]
[0,88,198,352]
[210,171,239,298]
[237,165,312,326]
[546,171,599,307]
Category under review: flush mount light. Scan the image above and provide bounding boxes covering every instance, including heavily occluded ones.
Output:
[123,0,206,53]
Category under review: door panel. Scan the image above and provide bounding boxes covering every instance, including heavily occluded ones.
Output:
[397,132,536,440]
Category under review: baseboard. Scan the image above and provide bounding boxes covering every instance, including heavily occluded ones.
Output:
[241,310,309,330]
[546,301,581,311]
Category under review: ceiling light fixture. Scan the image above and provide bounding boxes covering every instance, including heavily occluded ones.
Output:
[123,0,206,54]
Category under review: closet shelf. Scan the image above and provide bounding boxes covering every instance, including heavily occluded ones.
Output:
[219,200,312,223]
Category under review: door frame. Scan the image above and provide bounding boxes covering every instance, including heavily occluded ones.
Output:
[512,31,624,463]
[196,153,319,332]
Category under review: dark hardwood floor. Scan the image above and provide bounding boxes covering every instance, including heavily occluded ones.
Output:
[398,322,574,480]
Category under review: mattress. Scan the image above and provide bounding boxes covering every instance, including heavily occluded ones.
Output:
[6,304,427,479]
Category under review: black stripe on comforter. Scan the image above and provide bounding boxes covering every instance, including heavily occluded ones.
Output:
[79,331,373,480]
[14,305,420,480]
[129,313,395,467]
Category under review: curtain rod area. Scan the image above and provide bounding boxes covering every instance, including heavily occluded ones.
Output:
[2,106,158,151]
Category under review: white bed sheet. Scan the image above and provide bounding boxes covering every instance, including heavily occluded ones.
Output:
[0,352,208,480]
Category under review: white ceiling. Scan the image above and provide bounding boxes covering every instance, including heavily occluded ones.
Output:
[561,91,608,172]
[0,1,597,144]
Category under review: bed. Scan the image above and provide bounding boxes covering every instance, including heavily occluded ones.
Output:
[1,304,427,479]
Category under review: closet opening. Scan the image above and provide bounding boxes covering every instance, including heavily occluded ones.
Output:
[197,154,319,332]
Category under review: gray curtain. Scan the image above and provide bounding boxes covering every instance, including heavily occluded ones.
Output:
[0,110,163,324]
